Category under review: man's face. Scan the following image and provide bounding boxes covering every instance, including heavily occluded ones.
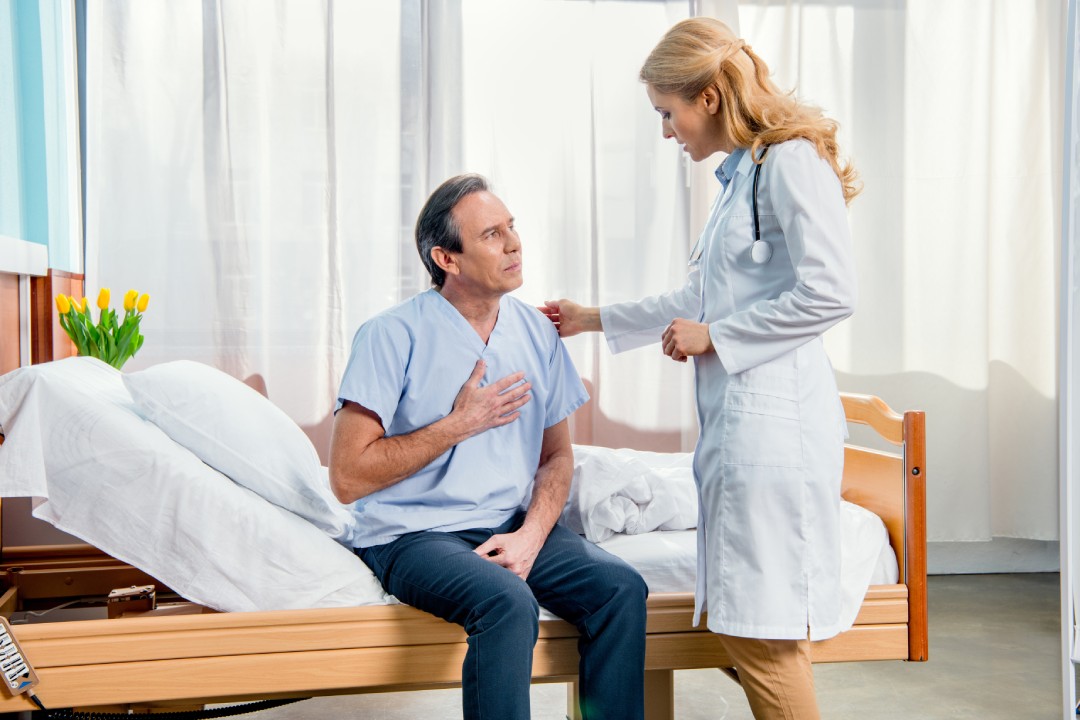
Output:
[444,191,523,297]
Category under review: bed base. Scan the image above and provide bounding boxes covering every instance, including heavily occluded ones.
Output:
[0,587,912,714]
[0,276,926,719]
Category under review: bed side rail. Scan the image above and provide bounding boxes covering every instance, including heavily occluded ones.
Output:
[839,392,927,662]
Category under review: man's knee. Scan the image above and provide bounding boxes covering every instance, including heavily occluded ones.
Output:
[609,562,648,608]
[467,581,540,639]
[594,561,648,630]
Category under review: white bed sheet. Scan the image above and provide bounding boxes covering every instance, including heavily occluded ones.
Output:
[588,501,899,630]
[539,502,898,630]
[560,443,899,632]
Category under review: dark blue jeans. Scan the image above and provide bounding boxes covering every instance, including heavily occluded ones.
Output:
[358,514,647,720]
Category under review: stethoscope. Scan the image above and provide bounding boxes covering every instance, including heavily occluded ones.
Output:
[748,145,772,264]
[688,145,772,267]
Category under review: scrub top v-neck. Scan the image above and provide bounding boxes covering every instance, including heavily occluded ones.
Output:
[337,289,588,548]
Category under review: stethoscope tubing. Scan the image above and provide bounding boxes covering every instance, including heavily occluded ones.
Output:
[750,145,772,264]
[752,145,769,242]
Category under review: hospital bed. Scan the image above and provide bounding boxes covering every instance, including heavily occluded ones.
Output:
[0,268,927,719]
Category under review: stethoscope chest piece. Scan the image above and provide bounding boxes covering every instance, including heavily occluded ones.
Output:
[750,239,772,264]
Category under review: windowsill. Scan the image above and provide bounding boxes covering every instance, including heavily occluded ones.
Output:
[0,235,48,276]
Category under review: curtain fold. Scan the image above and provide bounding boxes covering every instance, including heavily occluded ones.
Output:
[1062,0,1079,681]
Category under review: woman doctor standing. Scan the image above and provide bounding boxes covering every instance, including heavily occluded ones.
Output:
[542,18,859,720]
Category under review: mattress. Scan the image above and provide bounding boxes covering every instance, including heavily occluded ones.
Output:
[0,359,899,626]
[540,501,899,631]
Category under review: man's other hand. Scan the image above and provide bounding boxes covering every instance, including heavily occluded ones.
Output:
[474,525,546,580]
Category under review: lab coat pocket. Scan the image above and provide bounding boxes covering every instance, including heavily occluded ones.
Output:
[721,363,803,468]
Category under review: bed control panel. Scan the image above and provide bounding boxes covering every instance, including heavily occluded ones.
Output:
[0,616,38,696]
[107,584,157,618]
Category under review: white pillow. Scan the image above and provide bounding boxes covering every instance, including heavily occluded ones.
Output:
[0,357,387,612]
[122,360,355,544]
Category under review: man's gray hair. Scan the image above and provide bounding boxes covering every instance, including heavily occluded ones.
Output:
[415,174,490,287]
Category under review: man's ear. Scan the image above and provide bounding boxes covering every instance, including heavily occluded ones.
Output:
[701,85,721,115]
[431,247,459,278]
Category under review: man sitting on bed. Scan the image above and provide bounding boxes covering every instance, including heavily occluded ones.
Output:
[329,173,647,720]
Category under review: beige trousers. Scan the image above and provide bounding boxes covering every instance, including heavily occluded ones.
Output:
[718,634,821,720]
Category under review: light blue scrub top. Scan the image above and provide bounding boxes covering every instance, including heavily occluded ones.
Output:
[337,289,589,548]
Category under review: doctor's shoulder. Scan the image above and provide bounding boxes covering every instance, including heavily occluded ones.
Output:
[761,139,850,211]
[766,138,826,168]
[768,139,845,184]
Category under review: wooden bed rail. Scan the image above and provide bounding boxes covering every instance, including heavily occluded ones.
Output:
[839,392,927,662]
[903,409,927,661]
[840,392,904,445]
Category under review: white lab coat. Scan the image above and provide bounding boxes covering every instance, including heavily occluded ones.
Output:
[601,139,856,641]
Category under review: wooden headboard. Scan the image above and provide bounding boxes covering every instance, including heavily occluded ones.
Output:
[0,268,85,546]
[0,268,83,374]
[0,272,21,377]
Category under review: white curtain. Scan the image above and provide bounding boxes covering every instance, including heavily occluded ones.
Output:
[85,0,1064,542]
[455,0,696,450]
[86,2,406,458]
[84,0,696,460]
[1062,0,1079,709]
[735,0,1064,542]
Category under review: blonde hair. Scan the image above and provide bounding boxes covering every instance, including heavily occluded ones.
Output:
[640,18,861,204]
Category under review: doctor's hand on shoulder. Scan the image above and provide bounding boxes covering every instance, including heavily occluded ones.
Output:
[538,299,601,338]
[662,319,713,363]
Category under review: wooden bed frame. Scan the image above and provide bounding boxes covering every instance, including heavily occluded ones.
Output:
[0,269,926,719]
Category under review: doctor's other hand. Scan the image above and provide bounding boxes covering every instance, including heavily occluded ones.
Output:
[449,360,532,439]
[538,299,601,338]
[662,318,714,363]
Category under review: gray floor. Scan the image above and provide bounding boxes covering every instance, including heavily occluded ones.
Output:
[240,573,1066,719]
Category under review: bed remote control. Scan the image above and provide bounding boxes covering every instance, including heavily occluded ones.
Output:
[0,617,38,695]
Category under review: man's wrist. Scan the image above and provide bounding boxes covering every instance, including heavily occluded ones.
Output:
[434,413,470,447]
[519,516,553,545]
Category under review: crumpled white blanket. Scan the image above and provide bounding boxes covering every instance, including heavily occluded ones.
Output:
[562,445,698,542]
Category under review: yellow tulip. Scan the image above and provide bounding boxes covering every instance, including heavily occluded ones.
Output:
[137,293,150,312]
[55,294,71,314]
[76,296,87,313]
[124,289,138,312]
[97,288,111,310]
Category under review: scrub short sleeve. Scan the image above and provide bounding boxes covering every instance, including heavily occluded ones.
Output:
[543,329,589,429]
[336,318,410,431]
